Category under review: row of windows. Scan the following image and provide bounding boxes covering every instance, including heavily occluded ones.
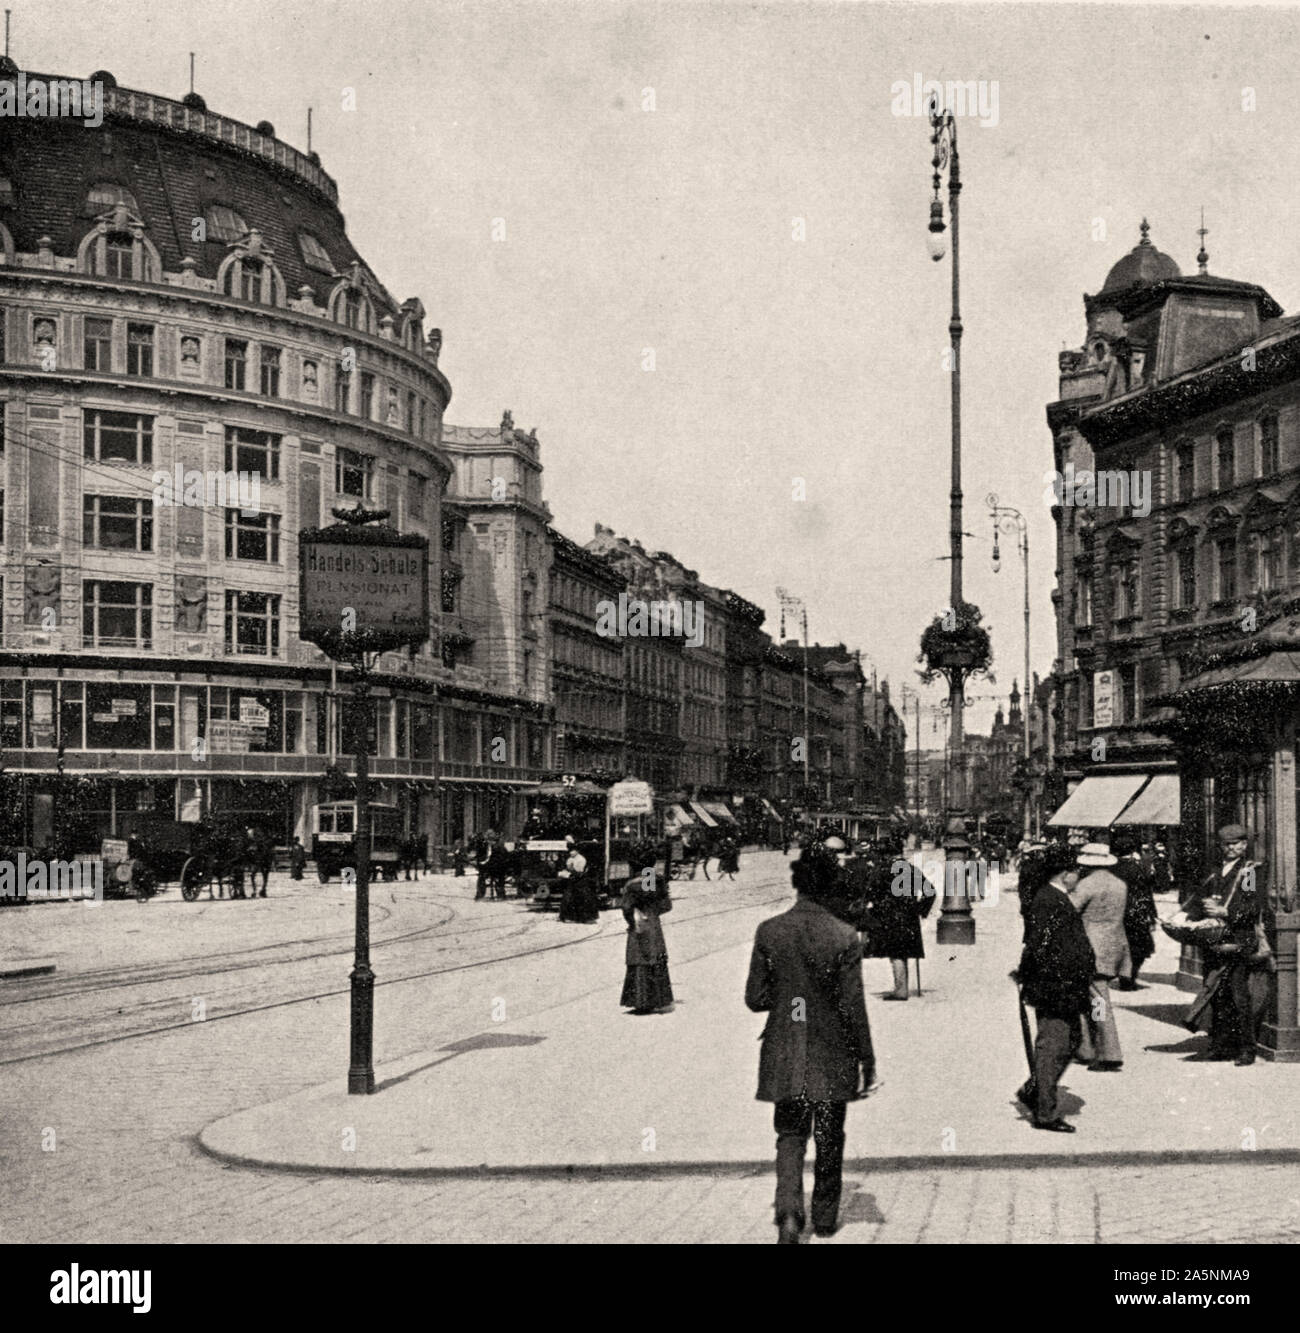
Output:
[78,412,394,503]
[0,677,534,763]
[1164,415,1281,503]
[77,580,280,655]
[1075,526,1300,626]
[20,309,438,436]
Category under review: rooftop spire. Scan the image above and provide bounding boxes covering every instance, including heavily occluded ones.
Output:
[1196,207,1209,275]
[1138,217,1151,246]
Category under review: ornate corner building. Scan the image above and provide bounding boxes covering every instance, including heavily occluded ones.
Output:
[1047,219,1300,867]
[0,63,551,854]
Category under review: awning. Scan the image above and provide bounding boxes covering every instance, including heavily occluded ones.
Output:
[703,801,737,823]
[1047,773,1149,829]
[1112,774,1180,826]
[1174,649,1300,695]
[688,801,718,827]
[761,798,781,820]
[665,803,695,828]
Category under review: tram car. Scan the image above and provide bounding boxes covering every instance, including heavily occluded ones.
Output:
[517,777,672,907]
[311,800,403,882]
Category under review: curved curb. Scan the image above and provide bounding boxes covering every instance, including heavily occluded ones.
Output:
[195,1129,1300,1182]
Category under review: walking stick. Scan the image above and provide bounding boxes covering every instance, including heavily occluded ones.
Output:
[1014,977,1036,1102]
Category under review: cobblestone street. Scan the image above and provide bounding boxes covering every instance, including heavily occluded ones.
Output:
[4,853,1300,1244]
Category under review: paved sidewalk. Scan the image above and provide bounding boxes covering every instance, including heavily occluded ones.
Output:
[200,868,1300,1177]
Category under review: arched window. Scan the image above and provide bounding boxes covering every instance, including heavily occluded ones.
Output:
[328,268,376,334]
[76,202,160,282]
[215,231,285,306]
[203,205,247,243]
[85,182,139,216]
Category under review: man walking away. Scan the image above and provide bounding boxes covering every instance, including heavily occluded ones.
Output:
[746,843,875,1243]
[289,836,307,881]
[1069,843,1129,1071]
[1015,845,1094,1132]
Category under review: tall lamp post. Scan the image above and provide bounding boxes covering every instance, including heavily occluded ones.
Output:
[923,95,984,944]
[299,504,430,1095]
[988,493,1032,842]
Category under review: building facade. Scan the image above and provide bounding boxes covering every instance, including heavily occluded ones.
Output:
[0,65,562,856]
[1047,219,1300,872]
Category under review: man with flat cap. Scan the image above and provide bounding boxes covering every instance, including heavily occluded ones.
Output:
[1183,824,1272,1065]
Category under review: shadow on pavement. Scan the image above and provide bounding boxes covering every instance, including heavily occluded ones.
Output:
[374,1032,547,1092]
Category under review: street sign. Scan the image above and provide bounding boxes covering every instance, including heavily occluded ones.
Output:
[1093,670,1114,728]
[299,520,430,659]
[609,779,654,815]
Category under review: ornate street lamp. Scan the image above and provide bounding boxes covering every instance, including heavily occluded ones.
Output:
[918,95,985,944]
[988,493,1032,842]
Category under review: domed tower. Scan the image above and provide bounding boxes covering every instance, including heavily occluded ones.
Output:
[0,64,453,850]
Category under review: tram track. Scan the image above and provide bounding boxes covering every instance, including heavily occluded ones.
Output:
[0,874,792,1066]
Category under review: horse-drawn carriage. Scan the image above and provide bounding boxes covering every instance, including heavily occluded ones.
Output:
[112,813,273,901]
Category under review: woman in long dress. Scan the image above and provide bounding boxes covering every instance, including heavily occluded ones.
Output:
[620,872,674,1014]
[557,839,599,924]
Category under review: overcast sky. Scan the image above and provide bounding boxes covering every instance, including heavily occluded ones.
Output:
[23,0,1300,735]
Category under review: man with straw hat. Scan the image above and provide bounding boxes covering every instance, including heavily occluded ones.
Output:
[1069,842,1130,1072]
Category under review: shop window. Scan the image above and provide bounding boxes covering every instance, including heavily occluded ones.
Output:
[84,682,152,749]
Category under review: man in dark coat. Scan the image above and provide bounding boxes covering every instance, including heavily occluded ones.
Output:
[1183,824,1271,1065]
[1015,846,1094,1132]
[746,844,875,1243]
[1112,832,1157,991]
[289,836,307,881]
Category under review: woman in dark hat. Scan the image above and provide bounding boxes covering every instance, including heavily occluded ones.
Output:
[858,837,928,1000]
[620,861,674,1014]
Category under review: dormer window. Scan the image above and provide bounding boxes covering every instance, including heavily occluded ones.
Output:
[1092,341,1107,363]
[85,182,138,215]
[204,205,247,243]
[298,231,333,273]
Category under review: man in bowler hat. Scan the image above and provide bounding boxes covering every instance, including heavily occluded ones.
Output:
[1015,844,1095,1131]
[746,843,875,1242]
